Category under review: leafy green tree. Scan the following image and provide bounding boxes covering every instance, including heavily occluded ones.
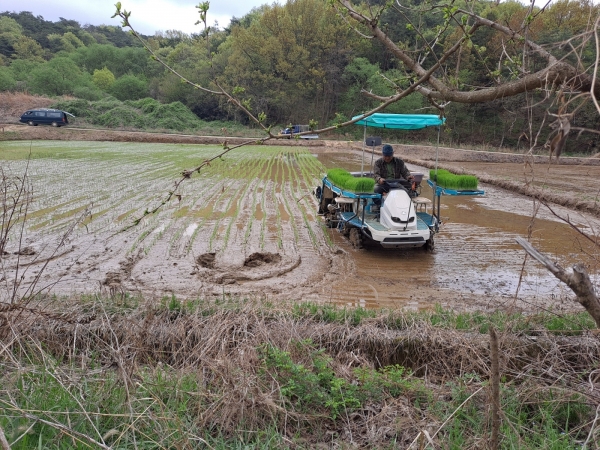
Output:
[0,16,22,35]
[28,57,88,95]
[8,59,39,81]
[92,66,116,91]
[12,35,45,62]
[338,58,379,116]
[110,74,148,100]
[47,31,86,53]
[152,30,191,48]
[73,85,105,101]
[225,0,358,125]
[367,69,424,114]
[113,46,150,77]
[150,39,222,116]
[29,65,70,95]
[0,16,23,59]
[70,44,149,78]
[48,57,85,82]
[70,43,117,72]
[1,11,57,49]
[0,66,15,90]
[82,24,141,47]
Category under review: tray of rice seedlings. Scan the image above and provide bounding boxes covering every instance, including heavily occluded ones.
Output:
[428,169,484,195]
[326,169,376,193]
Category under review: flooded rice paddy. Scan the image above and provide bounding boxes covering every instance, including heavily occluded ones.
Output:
[1,141,598,313]
[313,150,600,312]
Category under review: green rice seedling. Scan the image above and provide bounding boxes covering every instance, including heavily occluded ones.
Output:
[280,166,300,244]
[429,169,478,190]
[270,158,285,249]
[222,150,273,248]
[326,168,375,192]
[287,152,322,249]
[320,221,335,248]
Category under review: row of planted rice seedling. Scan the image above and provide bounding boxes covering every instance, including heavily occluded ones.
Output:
[286,152,322,250]
[4,144,173,237]
[195,147,327,256]
[1,142,331,262]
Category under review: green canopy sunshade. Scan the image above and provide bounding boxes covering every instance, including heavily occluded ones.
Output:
[352,113,445,130]
[353,113,446,176]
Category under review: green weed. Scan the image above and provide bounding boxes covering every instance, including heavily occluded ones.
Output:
[259,342,361,419]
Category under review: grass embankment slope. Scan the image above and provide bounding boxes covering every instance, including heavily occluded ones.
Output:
[1,296,599,449]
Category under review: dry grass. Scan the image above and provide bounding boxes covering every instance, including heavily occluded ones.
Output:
[1,297,599,447]
[0,92,56,122]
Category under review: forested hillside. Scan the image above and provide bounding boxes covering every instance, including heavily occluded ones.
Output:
[2,0,600,153]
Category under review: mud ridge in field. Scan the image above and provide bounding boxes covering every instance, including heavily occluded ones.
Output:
[244,252,281,267]
[102,252,142,289]
[211,255,302,284]
[196,253,216,268]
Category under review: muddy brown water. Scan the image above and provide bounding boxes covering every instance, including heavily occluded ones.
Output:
[312,150,600,312]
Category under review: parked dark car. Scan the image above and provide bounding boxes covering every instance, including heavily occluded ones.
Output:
[19,109,72,127]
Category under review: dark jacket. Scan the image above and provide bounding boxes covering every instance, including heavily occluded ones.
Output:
[373,156,411,182]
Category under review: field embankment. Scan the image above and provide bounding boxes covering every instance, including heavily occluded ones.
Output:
[1,298,599,448]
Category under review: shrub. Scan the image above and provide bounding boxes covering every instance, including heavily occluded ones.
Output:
[126,97,160,114]
[96,105,142,128]
[110,74,148,101]
[259,342,361,419]
[72,86,105,101]
[50,96,204,131]
[93,97,124,114]
[50,98,91,118]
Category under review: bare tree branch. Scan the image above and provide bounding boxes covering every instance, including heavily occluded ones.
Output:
[515,237,600,327]
[337,0,599,103]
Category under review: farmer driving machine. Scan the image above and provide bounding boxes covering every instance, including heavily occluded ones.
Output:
[314,113,484,250]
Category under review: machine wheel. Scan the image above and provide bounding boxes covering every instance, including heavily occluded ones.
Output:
[425,235,435,252]
[27,120,35,126]
[341,223,351,237]
[51,121,59,127]
[349,228,363,249]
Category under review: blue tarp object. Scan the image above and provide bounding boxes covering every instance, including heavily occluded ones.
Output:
[352,113,445,130]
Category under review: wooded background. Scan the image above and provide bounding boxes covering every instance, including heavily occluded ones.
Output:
[2,0,599,153]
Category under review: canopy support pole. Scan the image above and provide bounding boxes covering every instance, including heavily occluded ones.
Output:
[360,124,366,176]
[435,125,440,177]
[432,125,441,225]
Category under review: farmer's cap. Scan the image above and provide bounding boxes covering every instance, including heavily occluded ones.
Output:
[382,144,394,156]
